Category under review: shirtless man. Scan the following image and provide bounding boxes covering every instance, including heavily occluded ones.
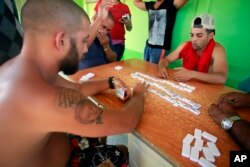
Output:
[0,0,147,166]
[158,14,228,84]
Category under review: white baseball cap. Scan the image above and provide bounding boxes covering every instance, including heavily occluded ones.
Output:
[192,13,215,30]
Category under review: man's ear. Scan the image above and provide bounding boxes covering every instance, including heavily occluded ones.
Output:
[208,32,214,40]
[55,31,70,52]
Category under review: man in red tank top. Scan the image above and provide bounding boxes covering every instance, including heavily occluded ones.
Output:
[158,14,228,84]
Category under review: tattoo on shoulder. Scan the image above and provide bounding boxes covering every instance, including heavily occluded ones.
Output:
[57,88,103,124]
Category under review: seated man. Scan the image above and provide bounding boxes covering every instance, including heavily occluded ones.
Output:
[208,92,250,150]
[79,3,117,70]
[0,0,148,166]
[158,14,228,84]
[73,3,129,166]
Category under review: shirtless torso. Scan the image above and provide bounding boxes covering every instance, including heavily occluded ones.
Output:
[0,59,70,167]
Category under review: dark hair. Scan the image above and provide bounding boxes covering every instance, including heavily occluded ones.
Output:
[206,29,215,35]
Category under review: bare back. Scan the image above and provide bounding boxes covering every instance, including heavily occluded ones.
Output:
[0,57,70,167]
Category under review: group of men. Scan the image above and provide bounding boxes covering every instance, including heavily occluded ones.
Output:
[0,0,249,167]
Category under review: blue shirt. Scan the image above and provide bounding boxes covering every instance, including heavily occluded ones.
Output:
[79,35,114,70]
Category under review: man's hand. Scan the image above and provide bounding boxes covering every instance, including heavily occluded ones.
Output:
[208,102,239,124]
[132,82,149,97]
[97,31,109,48]
[97,0,114,20]
[157,59,169,79]
[218,92,250,108]
[113,78,131,101]
[173,67,193,82]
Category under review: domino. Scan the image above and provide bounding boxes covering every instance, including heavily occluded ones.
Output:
[116,88,125,100]
[202,131,218,143]
[194,139,204,151]
[79,72,95,82]
[207,142,221,157]
[198,157,216,167]
[183,134,194,145]
[203,147,215,162]
[114,66,123,70]
[190,147,200,162]
[181,143,191,158]
[194,128,202,140]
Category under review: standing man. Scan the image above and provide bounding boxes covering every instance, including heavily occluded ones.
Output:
[134,0,187,64]
[94,0,132,61]
[0,0,148,166]
[158,14,228,84]
[79,10,117,69]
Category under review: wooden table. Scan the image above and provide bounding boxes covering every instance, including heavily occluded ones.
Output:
[71,58,249,167]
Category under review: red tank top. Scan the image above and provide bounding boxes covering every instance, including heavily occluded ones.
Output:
[179,39,215,73]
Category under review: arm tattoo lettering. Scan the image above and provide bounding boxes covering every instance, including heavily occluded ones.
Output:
[57,88,103,124]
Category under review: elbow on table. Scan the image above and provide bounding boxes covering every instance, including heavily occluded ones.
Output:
[210,76,227,84]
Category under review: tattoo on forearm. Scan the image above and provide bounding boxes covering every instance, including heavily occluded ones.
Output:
[57,88,103,124]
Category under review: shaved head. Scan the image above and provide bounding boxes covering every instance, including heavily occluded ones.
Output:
[21,0,89,33]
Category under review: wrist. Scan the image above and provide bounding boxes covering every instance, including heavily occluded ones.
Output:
[103,44,109,52]
[221,115,241,131]
[108,77,115,89]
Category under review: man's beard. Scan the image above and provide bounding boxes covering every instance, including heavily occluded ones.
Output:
[59,39,80,75]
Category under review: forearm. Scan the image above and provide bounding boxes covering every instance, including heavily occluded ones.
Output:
[133,0,146,11]
[79,78,110,96]
[88,17,102,47]
[103,45,117,62]
[229,120,250,150]
[191,71,227,84]
[173,0,187,9]
[125,20,132,31]
[159,58,170,69]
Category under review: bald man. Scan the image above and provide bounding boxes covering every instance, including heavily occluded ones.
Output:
[0,0,147,166]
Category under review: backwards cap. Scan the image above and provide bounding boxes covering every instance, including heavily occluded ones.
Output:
[192,14,215,30]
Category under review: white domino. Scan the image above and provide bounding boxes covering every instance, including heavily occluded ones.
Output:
[116,88,125,100]
[190,147,200,162]
[114,66,123,70]
[79,72,95,82]
[202,131,217,143]
[198,157,216,167]
[194,139,204,151]
[181,143,191,158]
[207,142,221,157]
[203,147,215,162]
[183,134,194,145]
[194,128,202,140]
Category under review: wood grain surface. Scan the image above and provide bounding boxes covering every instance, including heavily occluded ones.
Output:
[71,58,250,167]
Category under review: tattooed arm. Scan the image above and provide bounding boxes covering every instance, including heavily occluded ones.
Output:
[55,74,111,96]
[40,82,148,137]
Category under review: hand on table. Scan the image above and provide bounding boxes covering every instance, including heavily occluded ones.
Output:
[173,67,193,82]
[208,102,239,124]
[132,82,149,97]
[157,67,169,79]
[217,92,250,108]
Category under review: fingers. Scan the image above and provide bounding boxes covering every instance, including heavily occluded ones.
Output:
[208,104,218,116]
[217,93,229,104]
[157,68,169,79]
